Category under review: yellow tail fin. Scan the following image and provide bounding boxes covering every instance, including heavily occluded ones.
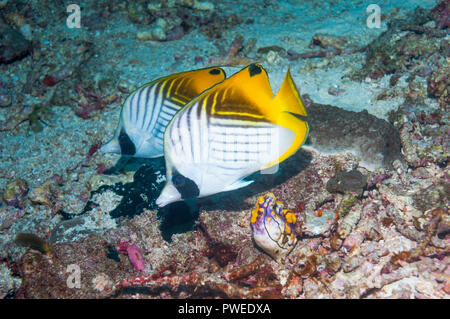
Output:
[262,69,309,169]
[272,69,307,117]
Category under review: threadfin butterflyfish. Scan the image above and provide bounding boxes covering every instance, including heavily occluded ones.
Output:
[101,67,226,158]
[156,63,309,207]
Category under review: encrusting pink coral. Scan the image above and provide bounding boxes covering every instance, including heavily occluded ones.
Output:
[116,240,145,272]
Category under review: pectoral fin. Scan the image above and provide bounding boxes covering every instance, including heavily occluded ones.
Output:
[223,179,254,192]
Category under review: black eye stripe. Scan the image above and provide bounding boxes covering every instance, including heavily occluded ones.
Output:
[118,129,136,156]
[172,171,200,199]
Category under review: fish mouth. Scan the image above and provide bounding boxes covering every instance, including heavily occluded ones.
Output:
[155,196,168,207]
[156,184,181,207]
[99,139,120,154]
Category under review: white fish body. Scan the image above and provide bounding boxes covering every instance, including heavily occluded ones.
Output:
[156,64,308,207]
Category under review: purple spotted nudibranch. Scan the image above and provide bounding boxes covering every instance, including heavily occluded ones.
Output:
[251,193,297,262]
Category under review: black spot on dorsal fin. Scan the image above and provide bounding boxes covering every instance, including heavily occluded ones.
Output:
[172,171,200,199]
[248,64,262,77]
[209,68,221,75]
[118,129,136,156]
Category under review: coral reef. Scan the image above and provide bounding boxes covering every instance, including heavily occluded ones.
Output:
[352,5,447,81]
[0,0,447,300]
[5,115,448,299]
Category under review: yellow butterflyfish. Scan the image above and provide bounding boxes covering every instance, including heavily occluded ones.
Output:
[101,67,226,158]
[156,63,308,207]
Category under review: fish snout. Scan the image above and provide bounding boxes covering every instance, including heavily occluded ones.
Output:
[99,139,121,154]
[156,183,181,207]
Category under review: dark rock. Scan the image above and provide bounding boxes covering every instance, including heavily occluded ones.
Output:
[0,24,30,64]
[305,102,403,169]
[326,170,367,195]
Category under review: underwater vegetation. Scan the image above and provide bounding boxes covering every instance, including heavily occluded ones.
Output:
[0,0,448,299]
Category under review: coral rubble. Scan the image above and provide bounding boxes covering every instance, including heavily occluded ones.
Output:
[0,0,448,300]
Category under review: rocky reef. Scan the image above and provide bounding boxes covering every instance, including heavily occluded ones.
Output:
[304,99,403,170]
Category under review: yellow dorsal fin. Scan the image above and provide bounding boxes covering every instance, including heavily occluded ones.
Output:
[132,67,226,108]
[188,67,226,95]
[184,64,274,122]
[233,63,274,104]
[272,69,307,117]
[164,67,226,102]
[215,63,273,105]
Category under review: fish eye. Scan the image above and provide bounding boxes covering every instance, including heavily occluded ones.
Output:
[209,68,221,75]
